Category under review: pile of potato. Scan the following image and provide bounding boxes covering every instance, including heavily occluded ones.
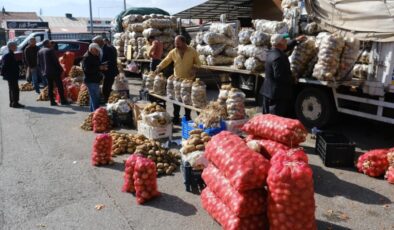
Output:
[77,86,90,106]
[181,129,211,154]
[108,91,128,104]
[80,112,94,131]
[142,103,166,115]
[19,82,34,91]
[69,66,84,78]
[109,131,142,156]
[36,86,50,101]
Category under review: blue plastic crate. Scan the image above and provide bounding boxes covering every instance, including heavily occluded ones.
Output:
[181,116,226,139]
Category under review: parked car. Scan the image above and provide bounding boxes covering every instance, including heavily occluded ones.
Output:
[0,35,28,55]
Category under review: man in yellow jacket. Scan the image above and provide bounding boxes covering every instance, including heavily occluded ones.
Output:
[155,35,201,124]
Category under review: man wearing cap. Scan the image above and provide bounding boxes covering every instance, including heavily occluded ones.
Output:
[1,42,24,108]
[37,40,69,106]
[92,36,119,103]
[260,34,305,117]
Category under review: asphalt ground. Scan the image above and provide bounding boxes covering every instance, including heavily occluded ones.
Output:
[0,77,393,230]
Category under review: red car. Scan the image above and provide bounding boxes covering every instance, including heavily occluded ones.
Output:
[14,40,89,77]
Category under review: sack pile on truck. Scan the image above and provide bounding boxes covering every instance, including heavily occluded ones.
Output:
[196,22,237,66]
[289,36,318,79]
[113,33,125,57]
[122,14,177,60]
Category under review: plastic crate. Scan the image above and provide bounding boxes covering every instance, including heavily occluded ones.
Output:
[137,121,172,140]
[181,116,226,139]
[180,160,205,193]
[315,132,355,167]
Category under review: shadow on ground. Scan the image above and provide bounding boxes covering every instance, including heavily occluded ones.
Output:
[311,164,391,205]
[145,192,198,216]
[317,219,351,230]
[24,106,76,115]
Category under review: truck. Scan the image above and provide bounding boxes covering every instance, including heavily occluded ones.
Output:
[289,0,394,127]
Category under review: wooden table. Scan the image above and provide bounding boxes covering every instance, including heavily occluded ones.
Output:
[149,93,202,112]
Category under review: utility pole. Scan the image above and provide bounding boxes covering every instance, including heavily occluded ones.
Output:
[124,0,126,11]
[89,0,94,34]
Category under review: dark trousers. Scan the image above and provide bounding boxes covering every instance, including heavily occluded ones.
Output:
[102,76,115,103]
[46,75,66,103]
[262,96,291,117]
[174,104,191,120]
[7,79,19,106]
[150,59,161,72]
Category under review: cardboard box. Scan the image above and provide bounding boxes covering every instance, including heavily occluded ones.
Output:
[137,121,172,140]
[132,101,151,128]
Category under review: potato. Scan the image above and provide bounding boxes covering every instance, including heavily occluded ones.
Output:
[189,129,203,135]
[202,136,211,142]
[196,144,205,151]
[157,163,164,169]
[183,145,196,154]
[201,132,209,137]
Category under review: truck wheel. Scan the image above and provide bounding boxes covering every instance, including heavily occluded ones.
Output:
[295,87,336,128]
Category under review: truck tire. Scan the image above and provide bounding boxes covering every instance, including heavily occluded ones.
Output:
[295,87,337,128]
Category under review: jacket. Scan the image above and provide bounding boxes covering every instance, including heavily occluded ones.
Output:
[37,47,63,77]
[24,45,39,68]
[260,40,298,100]
[102,44,119,78]
[1,51,19,80]
[82,52,103,84]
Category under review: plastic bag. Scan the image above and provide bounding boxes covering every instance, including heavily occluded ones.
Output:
[244,57,264,72]
[202,164,267,217]
[203,32,227,45]
[289,37,318,79]
[233,55,246,69]
[252,19,289,34]
[206,55,234,66]
[122,154,141,193]
[356,149,389,177]
[250,31,270,47]
[93,108,111,133]
[182,151,208,170]
[91,134,113,166]
[238,28,254,45]
[174,77,183,102]
[114,74,129,91]
[153,74,166,95]
[205,131,270,191]
[145,72,155,91]
[238,44,267,62]
[181,79,193,105]
[142,111,171,127]
[195,32,205,45]
[209,23,235,38]
[197,44,226,56]
[166,75,175,99]
[242,114,307,146]
[133,157,160,204]
[338,37,360,80]
[224,46,237,57]
[226,88,246,120]
[267,161,316,230]
[201,187,268,230]
[192,78,207,108]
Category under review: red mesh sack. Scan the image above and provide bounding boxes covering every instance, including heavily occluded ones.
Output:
[93,108,110,133]
[67,83,80,102]
[201,187,268,230]
[122,154,142,193]
[205,131,270,191]
[246,137,292,159]
[357,149,389,177]
[202,164,267,217]
[242,114,307,146]
[91,134,112,166]
[385,166,394,184]
[271,148,308,165]
[267,161,316,230]
[133,157,160,204]
[387,148,394,167]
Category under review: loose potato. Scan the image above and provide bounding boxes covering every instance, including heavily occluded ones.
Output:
[196,144,205,151]
[189,129,203,135]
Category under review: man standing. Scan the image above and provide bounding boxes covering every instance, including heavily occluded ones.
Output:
[147,36,163,71]
[37,40,68,106]
[1,42,24,108]
[260,34,305,117]
[155,35,201,124]
[93,36,119,103]
[24,37,40,94]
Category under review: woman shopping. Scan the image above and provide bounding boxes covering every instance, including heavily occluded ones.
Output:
[82,43,107,112]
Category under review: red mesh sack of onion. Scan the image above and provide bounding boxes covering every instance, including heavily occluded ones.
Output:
[91,134,113,166]
[93,107,111,133]
[133,157,160,204]
[201,187,268,230]
[205,131,270,191]
[122,154,141,193]
[267,161,316,230]
[357,149,389,177]
[202,164,267,218]
[242,114,307,147]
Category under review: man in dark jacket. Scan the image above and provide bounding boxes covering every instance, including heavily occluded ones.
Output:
[93,36,119,103]
[24,37,40,93]
[37,40,68,106]
[2,42,24,108]
[260,34,305,117]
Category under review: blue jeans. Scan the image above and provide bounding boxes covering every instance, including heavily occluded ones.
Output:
[29,68,40,93]
[86,83,100,112]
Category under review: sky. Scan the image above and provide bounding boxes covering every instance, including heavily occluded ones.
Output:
[2,0,205,19]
